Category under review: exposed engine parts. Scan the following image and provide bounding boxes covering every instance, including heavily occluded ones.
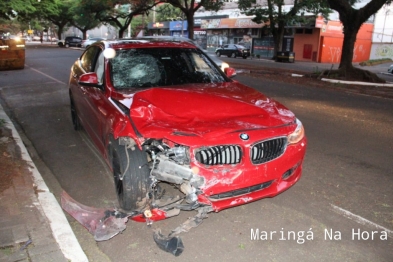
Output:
[144,139,204,208]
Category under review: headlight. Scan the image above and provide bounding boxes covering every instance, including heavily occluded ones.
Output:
[221,62,229,72]
[287,118,305,145]
[166,145,190,165]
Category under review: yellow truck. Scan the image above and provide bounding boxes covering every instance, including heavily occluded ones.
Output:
[0,38,25,70]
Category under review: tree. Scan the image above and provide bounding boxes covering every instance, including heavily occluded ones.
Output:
[326,0,391,82]
[45,0,75,40]
[80,0,161,38]
[71,1,101,39]
[164,0,223,39]
[0,0,36,20]
[155,3,183,21]
[238,0,330,59]
[13,0,60,38]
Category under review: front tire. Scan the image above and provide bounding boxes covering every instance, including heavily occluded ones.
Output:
[231,52,236,58]
[65,43,70,48]
[70,96,82,131]
[216,51,221,57]
[110,138,150,211]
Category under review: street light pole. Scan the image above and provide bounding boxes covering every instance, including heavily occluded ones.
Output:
[382,9,391,43]
[127,4,131,37]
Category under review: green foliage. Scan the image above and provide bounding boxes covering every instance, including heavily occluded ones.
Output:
[155,4,182,21]
[238,0,330,27]
[70,0,101,35]
[359,58,392,66]
[0,0,36,20]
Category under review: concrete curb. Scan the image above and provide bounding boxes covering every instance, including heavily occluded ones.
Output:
[321,78,393,87]
[290,73,393,87]
[0,104,88,262]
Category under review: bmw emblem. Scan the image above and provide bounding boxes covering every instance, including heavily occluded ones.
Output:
[240,133,249,141]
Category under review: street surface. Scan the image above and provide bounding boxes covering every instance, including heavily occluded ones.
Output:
[0,46,392,261]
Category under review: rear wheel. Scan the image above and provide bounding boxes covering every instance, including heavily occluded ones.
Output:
[231,52,236,58]
[243,56,247,59]
[110,138,150,211]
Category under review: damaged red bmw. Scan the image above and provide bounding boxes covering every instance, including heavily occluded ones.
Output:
[66,38,307,254]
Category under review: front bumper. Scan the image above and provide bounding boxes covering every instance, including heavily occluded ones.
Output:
[193,136,307,212]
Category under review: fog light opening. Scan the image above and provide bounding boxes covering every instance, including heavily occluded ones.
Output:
[282,163,300,180]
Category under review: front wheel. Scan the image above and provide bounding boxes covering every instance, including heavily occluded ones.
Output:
[110,138,150,211]
[243,56,247,59]
[231,52,236,58]
[216,51,221,57]
[70,96,82,131]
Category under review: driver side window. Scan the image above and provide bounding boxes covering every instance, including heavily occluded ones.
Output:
[80,46,99,73]
[94,51,105,84]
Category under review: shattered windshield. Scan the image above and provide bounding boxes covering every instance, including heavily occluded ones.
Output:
[110,48,227,89]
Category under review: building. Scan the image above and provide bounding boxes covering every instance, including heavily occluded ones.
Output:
[369,5,393,60]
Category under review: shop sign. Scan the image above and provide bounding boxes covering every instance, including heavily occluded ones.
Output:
[153,22,164,28]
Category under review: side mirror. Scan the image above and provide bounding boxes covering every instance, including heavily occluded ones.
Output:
[224,67,237,78]
[78,72,101,87]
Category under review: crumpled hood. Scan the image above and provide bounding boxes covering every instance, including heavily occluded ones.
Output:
[127,83,295,138]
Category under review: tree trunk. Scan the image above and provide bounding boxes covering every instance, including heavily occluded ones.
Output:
[272,22,285,59]
[119,27,126,38]
[338,10,362,75]
[186,12,194,39]
[82,30,87,40]
[57,27,63,40]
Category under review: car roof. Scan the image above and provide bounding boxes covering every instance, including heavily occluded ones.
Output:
[135,36,206,50]
[101,38,199,50]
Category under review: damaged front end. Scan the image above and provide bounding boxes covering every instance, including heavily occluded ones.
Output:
[61,137,213,256]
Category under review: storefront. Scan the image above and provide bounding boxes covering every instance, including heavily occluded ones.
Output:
[201,18,263,51]
[293,16,373,63]
[194,15,228,50]
[170,21,188,38]
[147,21,170,36]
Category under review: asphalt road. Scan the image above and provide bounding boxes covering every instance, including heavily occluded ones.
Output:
[0,46,392,262]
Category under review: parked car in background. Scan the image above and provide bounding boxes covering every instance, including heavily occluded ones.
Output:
[58,36,82,47]
[68,38,306,228]
[388,64,393,74]
[21,36,31,42]
[216,44,251,59]
[81,37,105,48]
[43,36,57,42]
[135,36,230,72]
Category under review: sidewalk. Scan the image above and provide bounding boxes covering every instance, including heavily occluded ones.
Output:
[0,103,88,262]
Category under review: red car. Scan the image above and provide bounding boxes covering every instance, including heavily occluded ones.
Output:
[68,38,306,225]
